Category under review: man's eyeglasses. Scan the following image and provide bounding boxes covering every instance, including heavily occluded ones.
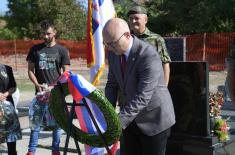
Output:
[103,33,125,48]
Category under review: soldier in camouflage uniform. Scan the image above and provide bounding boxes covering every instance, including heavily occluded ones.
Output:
[227,38,235,104]
[127,5,171,86]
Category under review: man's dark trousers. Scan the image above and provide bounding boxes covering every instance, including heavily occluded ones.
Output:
[122,121,171,155]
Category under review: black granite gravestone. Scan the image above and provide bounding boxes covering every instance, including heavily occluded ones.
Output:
[166,61,235,155]
[168,61,210,136]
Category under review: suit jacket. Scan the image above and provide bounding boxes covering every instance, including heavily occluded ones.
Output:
[105,36,175,136]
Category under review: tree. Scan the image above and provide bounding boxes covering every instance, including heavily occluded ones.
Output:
[115,0,235,36]
[146,0,235,36]
[0,17,16,39]
[6,0,87,40]
[114,0,135,21]
[0,28,16,40]
[6,0,38,38]
[36,0,87,40]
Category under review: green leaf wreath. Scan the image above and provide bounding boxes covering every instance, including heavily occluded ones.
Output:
[49,83,121,147]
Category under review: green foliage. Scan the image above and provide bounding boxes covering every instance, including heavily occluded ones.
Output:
[6,0,39,38]
[114,0,135,21]
[213,117,230,141]
[115,0,235,36]
[6,0,87,40]
[145,0,235,36]
[0,28,16,40]
[16,79,34,92]
[36,0,86,40]
[4,0,235,38]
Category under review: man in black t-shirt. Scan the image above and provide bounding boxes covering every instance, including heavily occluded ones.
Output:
[27,42,70,86]
[26,20,70,155]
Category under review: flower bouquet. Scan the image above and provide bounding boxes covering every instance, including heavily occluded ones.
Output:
[214,117,230,141]
[209,91,230,141]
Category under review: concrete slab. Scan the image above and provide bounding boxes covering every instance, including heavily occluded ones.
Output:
[0,116,86,155]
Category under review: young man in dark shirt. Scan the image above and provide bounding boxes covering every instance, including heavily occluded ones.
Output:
[26,20,70,155]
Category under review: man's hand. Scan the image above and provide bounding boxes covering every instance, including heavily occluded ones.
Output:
[35,84,48,92]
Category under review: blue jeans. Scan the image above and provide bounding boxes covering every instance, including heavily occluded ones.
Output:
[28,98,62,153]
[28,127,62,153]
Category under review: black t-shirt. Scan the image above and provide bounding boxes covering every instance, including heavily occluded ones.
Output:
[26,43,70,85]
[0,64,16,105]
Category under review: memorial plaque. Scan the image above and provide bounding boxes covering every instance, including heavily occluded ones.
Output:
[165,37,185,61]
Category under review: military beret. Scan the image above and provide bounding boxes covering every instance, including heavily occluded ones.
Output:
[127,5,147,16]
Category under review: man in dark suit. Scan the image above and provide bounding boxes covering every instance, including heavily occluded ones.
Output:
[103,18,175,155]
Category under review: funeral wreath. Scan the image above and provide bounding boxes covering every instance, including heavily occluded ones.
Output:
[49,83,121,147]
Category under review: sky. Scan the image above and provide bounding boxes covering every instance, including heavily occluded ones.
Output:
[0,0,8,15]
[0,0,87,15]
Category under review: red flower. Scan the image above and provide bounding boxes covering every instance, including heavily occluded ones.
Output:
[220,122,228,132]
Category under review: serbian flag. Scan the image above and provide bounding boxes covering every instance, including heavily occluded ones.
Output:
[86,0,118,154]
[60,72,119,155]
[86,0,116,86]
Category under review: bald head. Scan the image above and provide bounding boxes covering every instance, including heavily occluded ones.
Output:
[103,18,130,40]
[103,18,133,55]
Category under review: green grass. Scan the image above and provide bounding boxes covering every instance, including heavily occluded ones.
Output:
[16,79,34,92]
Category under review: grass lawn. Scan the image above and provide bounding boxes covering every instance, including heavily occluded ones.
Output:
[16,78,34,92]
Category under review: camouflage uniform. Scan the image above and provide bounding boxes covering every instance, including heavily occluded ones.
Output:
[137,28,171,64]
